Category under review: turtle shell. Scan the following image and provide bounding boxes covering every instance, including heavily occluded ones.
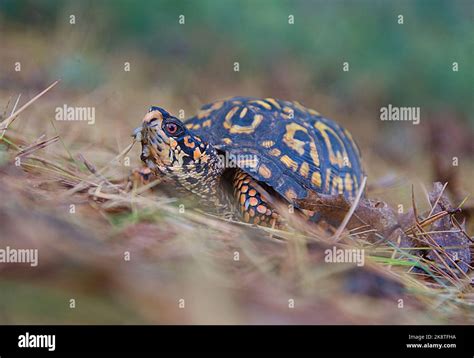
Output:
[184,97,364,203]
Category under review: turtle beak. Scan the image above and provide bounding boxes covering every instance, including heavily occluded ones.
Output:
[132,126,143,141]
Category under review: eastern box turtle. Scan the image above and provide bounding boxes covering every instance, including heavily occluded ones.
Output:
[135,97,364,227]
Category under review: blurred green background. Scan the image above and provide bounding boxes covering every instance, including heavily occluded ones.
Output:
[0,0,472,117]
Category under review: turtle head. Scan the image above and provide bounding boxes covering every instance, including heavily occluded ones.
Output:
[136,106,209,169]
[135,106,224,200]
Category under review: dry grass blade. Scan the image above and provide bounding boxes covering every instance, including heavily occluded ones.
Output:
[405,210,453,236]
[428,182,448,218]
[17,136,59,158]
[63,140,136,197]
[412,184,420,225]
[77,153,124,192]
[451,215,474,243]
[26,155,82,178]
[0,80,60,134]
[416,226,466,283]
[77,153,98,174]
[10,94,21,116]
[332,176,367,242]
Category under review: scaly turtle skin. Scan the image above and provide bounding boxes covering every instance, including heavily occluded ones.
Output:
[135,97,364,227]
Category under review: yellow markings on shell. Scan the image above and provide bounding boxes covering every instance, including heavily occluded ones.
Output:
[225,106,240,122]
[223,106,240,130]
[325,168,332,192]
[281,106,294,120]
[239,107,248,118]
[222,138,233,145]
[337,152,347,168]
[197,101,224,119]
[211,101,224,110]
[283,123,320,166]
[307,108,321,116]
[314,121,350,168]
[264,98,281,109]
[269,148,281,156]
[292,101,307,112]
[191,123,201,130]
[185,123,193,129]
[283,106,293,114]
[258,164,272,179]
[283,123,306,155]
[337,177,344,194]
[309,142,320,166]
[299,162,309,178]
[280,155,298,172]
[261,140,275,148]
[332,176,344,194]
[229,114,264,134]
[250,100,272,110]
[344,173,353,192]
[202,119,212,128]
[311,171,322,187]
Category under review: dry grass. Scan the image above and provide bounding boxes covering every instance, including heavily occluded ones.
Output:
[0,81,473,325]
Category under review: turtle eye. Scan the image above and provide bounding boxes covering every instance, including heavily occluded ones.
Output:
[163,120,183,137]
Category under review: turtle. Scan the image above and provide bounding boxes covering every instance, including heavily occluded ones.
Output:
[134,97,364,228]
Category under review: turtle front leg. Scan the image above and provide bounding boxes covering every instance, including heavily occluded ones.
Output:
[232,169,282,228]
[127,166,160,191]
